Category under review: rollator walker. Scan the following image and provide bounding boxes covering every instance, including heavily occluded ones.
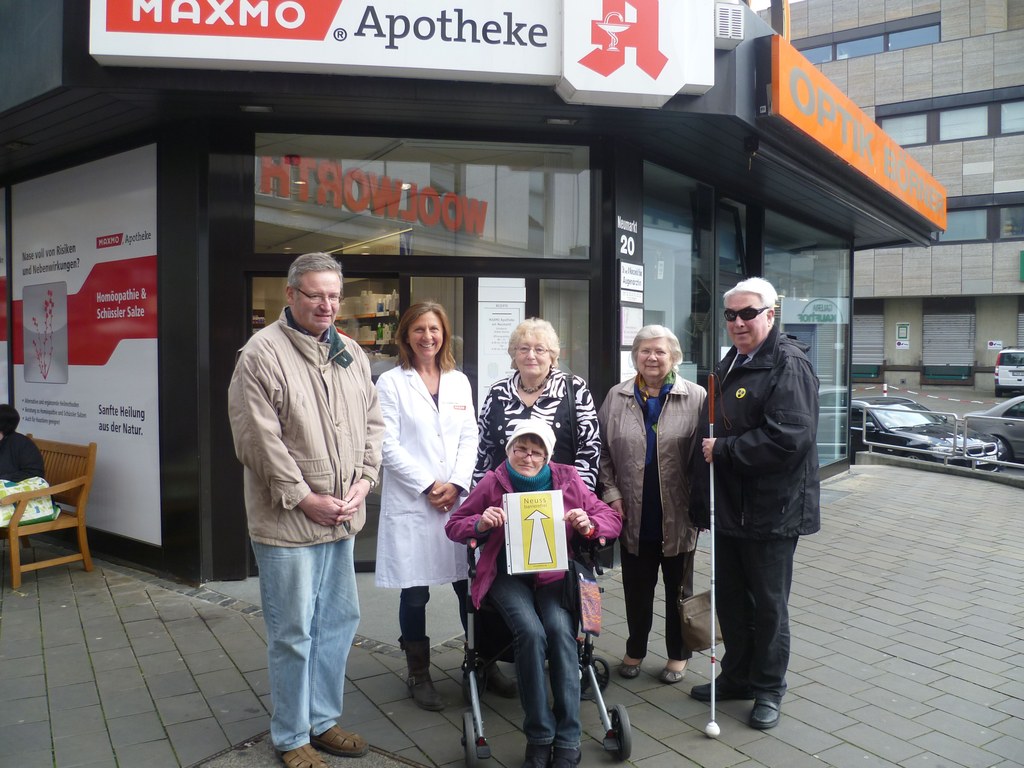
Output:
[459,536,632,766]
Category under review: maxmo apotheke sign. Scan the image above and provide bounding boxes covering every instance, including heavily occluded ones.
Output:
[89,0,714,108]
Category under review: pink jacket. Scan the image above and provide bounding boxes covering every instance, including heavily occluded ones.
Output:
[445,462,622,608]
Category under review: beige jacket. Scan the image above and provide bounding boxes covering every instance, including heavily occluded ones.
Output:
[597,376,705,557]
[228,312,384,547]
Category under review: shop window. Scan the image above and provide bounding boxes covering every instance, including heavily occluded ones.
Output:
[1002,101,1024,134]
[938,106,988,141]
[1000,206,1024,239]
[540,279,589,376]
[763,210,851,467]
[254,135,590,260]
[641,163,710,384]
[888,25,939,51]
[939,209,988,241]
[880,114,928,146]
[837,35,883,60]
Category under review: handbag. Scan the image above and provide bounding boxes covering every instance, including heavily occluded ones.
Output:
[678,588,722,652]
[561,558,602,636]
[0,477,59,527]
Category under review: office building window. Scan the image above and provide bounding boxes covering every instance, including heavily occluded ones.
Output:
[837,36,883,60]
[880,114,928,146]
[802,45,832,64]
[1002,101,1024,134]
[798,23,938,63]
[938,106,988,141]
[888,26,939,51]
[939,209,987,242]
[1000,207,1024,239]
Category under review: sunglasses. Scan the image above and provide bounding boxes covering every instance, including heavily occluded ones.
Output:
[724,306,770,322]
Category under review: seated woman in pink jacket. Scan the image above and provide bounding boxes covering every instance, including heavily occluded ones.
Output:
[445,420,621,768]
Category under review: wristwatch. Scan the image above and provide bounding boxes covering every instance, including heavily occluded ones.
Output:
[361,475,377,490]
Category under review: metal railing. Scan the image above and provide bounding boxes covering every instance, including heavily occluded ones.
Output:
[858,404,1006,471]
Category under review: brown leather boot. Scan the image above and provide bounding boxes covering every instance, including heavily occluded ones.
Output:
[401,637,443,711]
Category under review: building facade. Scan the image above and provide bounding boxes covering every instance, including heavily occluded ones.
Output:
[0,1,943,583]
[789,0,1024,389]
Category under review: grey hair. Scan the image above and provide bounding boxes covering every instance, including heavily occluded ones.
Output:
[630,325,683,370]
[724,277,778,309]
[287,252,343,288]
[508,318,561,370]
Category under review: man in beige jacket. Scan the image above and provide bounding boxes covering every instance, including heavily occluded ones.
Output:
[228,252,384,768]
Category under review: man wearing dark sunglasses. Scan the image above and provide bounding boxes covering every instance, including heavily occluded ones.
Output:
[688,276,820,732]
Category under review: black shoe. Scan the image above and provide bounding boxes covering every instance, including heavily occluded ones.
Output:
[689,680,756,702]
[749,699,780,730]
[520,743,551,768]
[550,747,581,768]
[484,662,518,698]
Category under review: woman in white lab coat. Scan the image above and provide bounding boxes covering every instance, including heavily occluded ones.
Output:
[375,301,478,711]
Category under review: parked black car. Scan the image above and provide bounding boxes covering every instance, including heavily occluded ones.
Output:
[850,397,1001,470]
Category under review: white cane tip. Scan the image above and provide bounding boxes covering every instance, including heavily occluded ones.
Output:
[704,721,720,738]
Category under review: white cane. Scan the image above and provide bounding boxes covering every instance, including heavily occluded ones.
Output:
[704,374,720,739]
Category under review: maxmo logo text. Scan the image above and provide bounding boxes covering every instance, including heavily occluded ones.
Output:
[104,0,343,39]
[259,156,489,236]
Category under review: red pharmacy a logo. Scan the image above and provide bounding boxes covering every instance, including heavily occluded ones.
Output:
[580,0,668,79]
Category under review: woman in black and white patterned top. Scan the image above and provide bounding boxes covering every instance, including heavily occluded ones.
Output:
[474,318,601,491]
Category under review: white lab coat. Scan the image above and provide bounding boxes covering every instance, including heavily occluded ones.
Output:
[374,365,478,588]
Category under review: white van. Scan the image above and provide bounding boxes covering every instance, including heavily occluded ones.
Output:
[994,348,1024,397]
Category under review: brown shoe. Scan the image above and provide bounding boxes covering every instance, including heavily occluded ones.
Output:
[310,726,369,758]
[278,744,328,768]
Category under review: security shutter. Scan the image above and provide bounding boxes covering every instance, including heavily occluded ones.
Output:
[852,315,884,365]
[923,313,975,366]
[815,323,838,385]
[1018,313,1024,346]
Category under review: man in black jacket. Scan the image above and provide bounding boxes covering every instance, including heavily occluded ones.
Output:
[689,277,820,730]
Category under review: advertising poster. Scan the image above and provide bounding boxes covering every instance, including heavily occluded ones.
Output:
[12,145,161,545]
[0,188,8,403]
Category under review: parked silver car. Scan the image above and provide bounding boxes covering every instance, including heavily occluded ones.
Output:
[964,395,1024,464]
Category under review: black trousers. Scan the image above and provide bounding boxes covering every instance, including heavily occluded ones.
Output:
[620,541,694,662]
[715,534,798,703]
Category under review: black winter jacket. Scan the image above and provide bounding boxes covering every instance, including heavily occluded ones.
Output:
[690,325,821,539]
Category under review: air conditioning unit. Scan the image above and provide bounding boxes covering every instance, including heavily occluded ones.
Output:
[715,2,745,50]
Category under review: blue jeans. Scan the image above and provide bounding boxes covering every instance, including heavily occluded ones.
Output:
[252,538,360,752]
[488,572,580,749]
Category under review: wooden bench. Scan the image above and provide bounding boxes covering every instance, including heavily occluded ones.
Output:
[1,437,97,590]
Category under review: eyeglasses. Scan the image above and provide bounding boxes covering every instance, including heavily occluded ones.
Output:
[512,446,547,462]
[294,286,342,306]
[515,346,551,357]
[638,348,669,358]
[724,306,770,323]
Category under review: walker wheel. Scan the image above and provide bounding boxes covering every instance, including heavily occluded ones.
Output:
[462,711,490,765]
[607,703,631,761]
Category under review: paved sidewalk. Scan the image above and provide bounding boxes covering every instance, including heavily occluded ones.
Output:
[1,463,1022,767]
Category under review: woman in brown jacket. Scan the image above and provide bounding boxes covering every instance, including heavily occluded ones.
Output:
[597,325,706,683]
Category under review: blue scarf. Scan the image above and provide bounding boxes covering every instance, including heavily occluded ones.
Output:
[506,461,553,492]
[634,370,675,465]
